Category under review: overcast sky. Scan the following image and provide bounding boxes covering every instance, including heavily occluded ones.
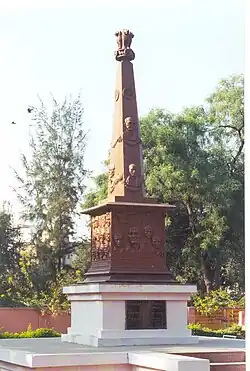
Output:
[0,1,244,237]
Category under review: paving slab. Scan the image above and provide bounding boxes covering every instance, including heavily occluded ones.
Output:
[0,336,245,354]
[0,337,244,369]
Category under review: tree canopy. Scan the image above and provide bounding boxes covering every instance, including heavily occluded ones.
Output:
[1,96,91,312]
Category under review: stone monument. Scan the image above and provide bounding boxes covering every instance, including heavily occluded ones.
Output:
[62,29,198,347]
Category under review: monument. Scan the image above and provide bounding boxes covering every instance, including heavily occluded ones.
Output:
[62,29,198,347]
[0,30,242,371]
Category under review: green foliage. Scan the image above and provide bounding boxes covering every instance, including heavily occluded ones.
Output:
[192,289,237,316]
[0,95,90,312]
[0,203,29,305]
[15,95,88,279]
[0,328,60,339]
[237,296,245,309]
[188,323,245,339]
[83,172,108,209]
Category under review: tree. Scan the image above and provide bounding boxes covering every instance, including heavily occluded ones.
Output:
[0,204,23,306]
[15,95,89,293]
[206,74,244,293]
[83,74,244,294]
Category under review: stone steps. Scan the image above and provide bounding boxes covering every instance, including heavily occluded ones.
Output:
[172,350,245,370]
[175,351,245,363]
[210,362,245,371]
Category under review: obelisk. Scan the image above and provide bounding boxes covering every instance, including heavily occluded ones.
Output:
[62,30,197,347]
[108,29,145,203]
[82,29,175,283]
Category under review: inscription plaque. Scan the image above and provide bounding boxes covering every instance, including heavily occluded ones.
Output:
[126,300,166,330]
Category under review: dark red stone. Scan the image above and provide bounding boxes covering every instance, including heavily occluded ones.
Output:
[82,30,175,283]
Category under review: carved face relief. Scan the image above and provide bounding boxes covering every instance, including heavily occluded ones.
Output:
[152,236,160,247]
[128,227,140,248]
[114,233,122,248]
[129,164,136,177]
[125,164,141,191]
[144,225,153,239]
[124,117,133,132]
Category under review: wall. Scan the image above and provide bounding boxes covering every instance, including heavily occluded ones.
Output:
[187,307,245,330]
[0,308,70,333]
[0,307,245,333]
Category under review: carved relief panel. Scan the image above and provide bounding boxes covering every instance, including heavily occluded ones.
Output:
[111,208,166,269]
[91,212,111,261]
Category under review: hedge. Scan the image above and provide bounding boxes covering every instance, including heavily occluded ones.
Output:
[0,324,245,339]
[188,323,245,339]
[0,328,60,339]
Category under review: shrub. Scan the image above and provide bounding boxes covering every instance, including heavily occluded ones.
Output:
[0,328,60,339]
[31,328,60,338]
[188,323,245,339]
[237,296,245,309]
[191,289,238,316]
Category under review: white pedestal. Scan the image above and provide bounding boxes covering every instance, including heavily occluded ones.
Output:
[62,283,198,347]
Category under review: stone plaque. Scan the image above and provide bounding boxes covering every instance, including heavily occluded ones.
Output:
[126,300,166,330]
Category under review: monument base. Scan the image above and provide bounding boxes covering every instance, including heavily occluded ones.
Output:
[62,283,198,347]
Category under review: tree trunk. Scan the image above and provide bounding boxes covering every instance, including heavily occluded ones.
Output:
[214,257,221,289]
[201,253,213,293]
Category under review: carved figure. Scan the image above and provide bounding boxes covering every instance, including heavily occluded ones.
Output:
[152,235,163,257]
[115,89,119,101]
[144,225,153,239]
[124,117,141,145]
[115,29,134,50]
[112,116,141,148]
[91,249,97,261]
[115,29,135,61]
[113,233,123,250]
[91,214,111,261]
[123,29,134,49]
[108,164,115,180]
[125,164,141,191]
[115,30,123,49]
[92,216,99,229]
[123,88,134,100]
[124,116,133,131]
[108,164,123,193]
[105,213,111,228]
[127,226,140,250]
[103,232,111,248]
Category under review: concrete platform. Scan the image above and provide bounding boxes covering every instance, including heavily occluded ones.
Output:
[62,283,197,346]
[0,336,245,370]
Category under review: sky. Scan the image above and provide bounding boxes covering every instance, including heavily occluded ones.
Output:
[0,0,244,238]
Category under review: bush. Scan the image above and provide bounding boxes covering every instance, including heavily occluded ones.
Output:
[0,328,60,339]
[188,323,245,339]
[191,289,239,316]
